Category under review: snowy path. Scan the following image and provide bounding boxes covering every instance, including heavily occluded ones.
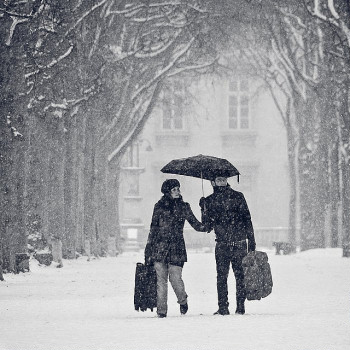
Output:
[1,249,349,350]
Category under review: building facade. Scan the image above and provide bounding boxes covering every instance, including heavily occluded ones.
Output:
[119,73,290,251]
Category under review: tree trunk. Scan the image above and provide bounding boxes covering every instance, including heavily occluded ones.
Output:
[83,109,97,256]
[46,115,65,260]
[341,160,350,257]
[340,106,350,257]
[329,114,340,248]
[73,113,87,255]
[287,131,298,251]
[63,112,78,259]
[94,145,109,256]
[107,158,121,255]
[296,92,326,251]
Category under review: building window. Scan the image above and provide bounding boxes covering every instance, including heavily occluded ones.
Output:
[162,80,184,130]
[121,142,141,196]
[123,142,140,168]
[228,79,250,129]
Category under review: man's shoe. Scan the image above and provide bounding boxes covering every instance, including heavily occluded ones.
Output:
[180,303,188,315]
[157,313,167,318]
[235,307,245,315]
[213,308,230,315]
[235,299,245,314]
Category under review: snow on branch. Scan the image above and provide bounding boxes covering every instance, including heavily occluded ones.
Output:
[0,7,32,18]
[131,36,195,101]
[45,45,74,68]
[271,40,306,100]
[108,1,198,16]
[6,116,24,139]
[107,82,162,162]
[307,0,339,27]
[167,57,218,77]
[313,0,328,21]
[43,102,68,112]
[24,69,40,79]
[135,30,181,58]
[41,83,97,114]
[109,3,145,16]
[279,8,306,29]
[5,16,28,46]
[131,13,165,23]
[64,0,108,37]
[327,0,339,19]
[306,0,350,53]
[187,2,208,13]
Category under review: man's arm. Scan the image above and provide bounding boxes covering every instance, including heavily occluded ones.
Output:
[239,194,256,252]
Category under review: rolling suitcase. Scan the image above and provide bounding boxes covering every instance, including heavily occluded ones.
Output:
[134,262,157,312]
[242,251,273,300]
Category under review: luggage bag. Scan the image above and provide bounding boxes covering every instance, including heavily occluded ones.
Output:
[134,262,157,312]
[242,251,273,300]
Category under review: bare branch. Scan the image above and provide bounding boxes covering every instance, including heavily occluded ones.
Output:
[64,0,108,38]
[0,8,32,18]
[167,57,219,77]
[43,45,74,69]
[131,36,196,102]
[5,16,28,46]
[107,81,162,162]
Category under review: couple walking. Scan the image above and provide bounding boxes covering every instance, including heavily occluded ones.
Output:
[144,175,256,318]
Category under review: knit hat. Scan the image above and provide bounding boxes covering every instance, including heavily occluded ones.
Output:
[161,179,180,194]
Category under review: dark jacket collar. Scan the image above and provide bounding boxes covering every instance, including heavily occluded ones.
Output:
[158,194,183,210]
[213,184,232,194]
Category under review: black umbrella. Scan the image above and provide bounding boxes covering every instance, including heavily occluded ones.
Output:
[161,154,240,195]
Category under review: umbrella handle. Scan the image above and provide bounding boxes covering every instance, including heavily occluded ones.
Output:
[201,171,204,197]
[200,171,207,212]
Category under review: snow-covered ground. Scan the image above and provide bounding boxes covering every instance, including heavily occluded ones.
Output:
[1,248,349,350]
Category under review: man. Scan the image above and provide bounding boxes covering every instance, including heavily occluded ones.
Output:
[199,175,256,315]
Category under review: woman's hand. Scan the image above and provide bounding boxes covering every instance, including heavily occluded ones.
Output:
[199,197,206,209]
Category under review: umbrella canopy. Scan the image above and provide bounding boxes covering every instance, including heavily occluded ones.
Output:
[160,154,240,181]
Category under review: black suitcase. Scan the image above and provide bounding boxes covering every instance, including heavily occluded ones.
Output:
[134,262,157,312]
[242,251,273,300]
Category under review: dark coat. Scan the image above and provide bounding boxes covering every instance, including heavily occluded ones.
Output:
[201,185,256,250]
[145,194,206,265]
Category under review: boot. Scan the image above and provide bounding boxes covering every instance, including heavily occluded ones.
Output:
[180,303,188,315]
[213,308,230,315]
[235,298,245,315]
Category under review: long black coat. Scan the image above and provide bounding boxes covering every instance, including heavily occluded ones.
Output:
[145,195,206,265]
[201,185,256,250]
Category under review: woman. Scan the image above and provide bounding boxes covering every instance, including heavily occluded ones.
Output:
[144,179,207,318]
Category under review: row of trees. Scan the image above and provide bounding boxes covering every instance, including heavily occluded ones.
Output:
[1,0,349,272]
[0,0,223,271]
[225,0,350,255]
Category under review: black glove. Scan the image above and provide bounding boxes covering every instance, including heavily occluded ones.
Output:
[144,243,153,265]
[248,240,256,253]
[199,197,206,209]
[145,256,153,266]
[204,223,212,233]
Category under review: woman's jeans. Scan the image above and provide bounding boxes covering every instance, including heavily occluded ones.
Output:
[154,262,188,315]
